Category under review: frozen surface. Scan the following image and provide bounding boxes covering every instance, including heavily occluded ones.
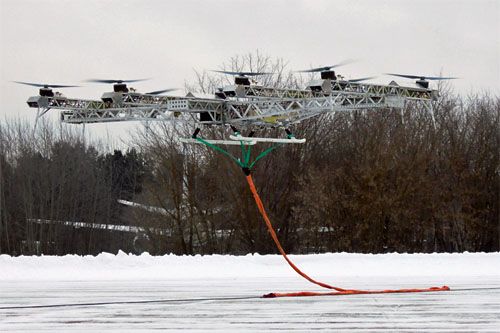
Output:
[1,252,499,332]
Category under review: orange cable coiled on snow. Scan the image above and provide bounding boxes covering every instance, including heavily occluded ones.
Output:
[245,174,450,298]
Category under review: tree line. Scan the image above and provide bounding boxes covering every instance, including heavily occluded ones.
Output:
[0,120,147,255]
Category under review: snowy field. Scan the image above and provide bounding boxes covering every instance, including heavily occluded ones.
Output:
[1,252,499,332]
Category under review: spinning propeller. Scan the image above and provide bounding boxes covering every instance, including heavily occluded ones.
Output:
[13,81,79,97]
[13,81,79,89]
[344,76,376,83]
[296,59,355,73]
[145,88,178,95]
[296,60,355,80]
[212,70,273,85]
[385,73,458,81]
[85,78,149,93]
[85,78,149,84]
[385,73,458,88]
[211,70,273,76]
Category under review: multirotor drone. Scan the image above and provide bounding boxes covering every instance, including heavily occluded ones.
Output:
[17,61,455,145]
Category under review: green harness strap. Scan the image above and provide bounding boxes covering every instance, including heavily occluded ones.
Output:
[195,137,244,168]
[195,136,281,173]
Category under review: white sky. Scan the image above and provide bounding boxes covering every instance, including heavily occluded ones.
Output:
[1,0,499,145]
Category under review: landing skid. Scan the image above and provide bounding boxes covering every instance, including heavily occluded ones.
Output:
[179,138,256,145]
[229,135,306,144]
[180,127,305,146]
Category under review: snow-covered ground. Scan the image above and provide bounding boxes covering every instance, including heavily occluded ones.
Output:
[1,252,499,332]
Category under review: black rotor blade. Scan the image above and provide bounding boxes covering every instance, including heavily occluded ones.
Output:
[386,73,458,81]
[145,88,179,95]
[347,76,376,83]
[424,76,459,81]
[211,70,272,76]
[44,84,80,88]
[85,78,149,84]
[13,81,79,88]
[385,73,424,80]
[296,66,332,73]
[296,59,356,73]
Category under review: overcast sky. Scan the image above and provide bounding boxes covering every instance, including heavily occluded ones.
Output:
[1,0,498,145]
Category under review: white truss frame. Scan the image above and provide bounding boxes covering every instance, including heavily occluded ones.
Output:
[27,82,435,127]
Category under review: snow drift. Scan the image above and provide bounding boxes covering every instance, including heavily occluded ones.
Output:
[1,252,499,282]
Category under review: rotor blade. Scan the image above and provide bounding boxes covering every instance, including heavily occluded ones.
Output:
[211,70,272,76]
[85,78,149,84]
[385,73,458,81]
[296,59,356,73]
[424,76,459,81]
[45,84,81,88]
[330,59,356,68]
[385,73,424,80]
[13,81,79,88]
[296,67,332,73]
[86,79,121,84]
[145,88,179,95]
[347,76,376,83]
[13,81,46,87]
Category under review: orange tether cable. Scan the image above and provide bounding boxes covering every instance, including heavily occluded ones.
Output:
[245,174,450,298]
